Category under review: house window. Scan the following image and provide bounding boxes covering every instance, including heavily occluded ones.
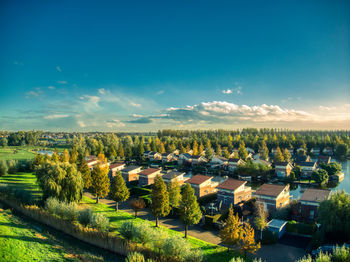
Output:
[309,210,315,219]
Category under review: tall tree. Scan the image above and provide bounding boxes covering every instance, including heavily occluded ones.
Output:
[117,143,125,159]
[216,144,222,156]
[198,142,204,155]
[78,157,92,189]
[91,164,110,203]
[259,141,269,161]
[253,203,267,240]
[219,206,242,250]
[70,147,79,164]
[150,176,170,227]
[238,141,248,160]
[179,184,202,238]
[110,171,130,212]
[60,149,70,162]
[274,147,285,162]
[168,181,181,211]
[205,147,214,161]
[282,148,291,162]
[192,141,199,156]
[239,222,261,259]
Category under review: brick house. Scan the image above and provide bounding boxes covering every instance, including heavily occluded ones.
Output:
[162,171,187,185]
[138,168,162,186]
[228,158,246,172]
[254,184,290,213]
[109,162,126,177]
[274,162,293,178]
[217,179,252,207]
[121,165,142,183]
[299,188,330,221]
[185,174,217,198]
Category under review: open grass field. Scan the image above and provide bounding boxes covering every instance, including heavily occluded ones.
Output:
[0,146,67,161]
[0,206,124,262]
[0,172,239,262]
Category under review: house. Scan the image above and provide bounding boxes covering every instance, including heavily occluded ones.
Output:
[267,219,288,239]
[210,155,228,166]
[149,152,162,161]
[87,159,98,169]
[322,147,333,156]
[299,189,331,221]
[317,155,331,165]
[286,148,294,155]
[143,150,151,158]
[161,153,173,163]
[172,149,180,155]
[274,162,293,177]
[254,184,290,213]
[310,148,321,155]
[190,155,208,166]
[294,155,311,164]
[178,153,192,165]
[228,158,246,171]
[296,148,307,155]
[217,179,252,207]
[109,162,126,177]
[138,168,162,186]
[121,165,142,183]
[252,159,272,167]
[185,174,217,198]
[162,171,187,185]
[299,161,317,178]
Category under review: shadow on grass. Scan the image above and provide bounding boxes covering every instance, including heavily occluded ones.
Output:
[0,234,50,244]
[0,222,29,229]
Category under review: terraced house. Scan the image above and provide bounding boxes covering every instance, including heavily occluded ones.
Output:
[254,184,290,213]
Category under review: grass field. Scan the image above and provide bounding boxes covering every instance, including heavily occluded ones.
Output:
[0,207,124,262]
[0,146,66,161]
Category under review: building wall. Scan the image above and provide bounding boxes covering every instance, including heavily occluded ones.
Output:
[300,203,319,221]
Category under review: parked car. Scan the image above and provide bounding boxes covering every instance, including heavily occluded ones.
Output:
[311,244,350,257]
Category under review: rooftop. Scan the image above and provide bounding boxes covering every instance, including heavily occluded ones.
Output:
[217,179,246,191]
[122,165,141,172]
[267,219,288,229]
[300,188,331,203]
[139,168,161,176]
[162,171,185,180]
[186,174,213,185]
[255,184,289,197]
[109,162,125,169]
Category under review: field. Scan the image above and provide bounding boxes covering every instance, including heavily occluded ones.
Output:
[0,146,66,161]
[0,206,124,262]
[0,172,239,262]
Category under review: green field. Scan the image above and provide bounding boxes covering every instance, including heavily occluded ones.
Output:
[0,146,66,161]
[0,172,239,262]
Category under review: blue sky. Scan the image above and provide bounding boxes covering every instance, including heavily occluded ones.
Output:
[0,0,349,131]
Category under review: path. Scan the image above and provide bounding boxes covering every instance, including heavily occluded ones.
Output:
[84,193,306,262]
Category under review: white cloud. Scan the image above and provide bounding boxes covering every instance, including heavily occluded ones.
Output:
[57,80,67,84]
[106,119,126,128]
[80,95,101,111]
[129,101,141,108]
[48,86,55,90]
[77,120,86,127]
[98,88,106,95]
[156,90,164,95]
[44,114,69,119]
[222,86,242,95]
[222,89,233,94]
[56,66,62,72]
[13,61,24,66]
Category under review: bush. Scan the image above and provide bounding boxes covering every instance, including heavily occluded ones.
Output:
[286,221,315,235]
[198,193,217,206]
[90,213,110,232]
[151,228,168,252]
[296,256,312,262]
[314,252,331,262]
[163,235,190,261]
[125,252,145,262]
[45,197,60,214]
[62,202,78,221]
[7,160,18,174]
[78,208,94,227]
[133,222,153,245]
[0,160,8,176]
[120,221,136,242]
[229,257,245,262]
[185,248,203,262]
[333,245,350,262]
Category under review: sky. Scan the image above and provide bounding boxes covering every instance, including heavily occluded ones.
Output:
[0,0,349,131]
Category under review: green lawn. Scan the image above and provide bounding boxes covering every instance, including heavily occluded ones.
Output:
[0,146,66,161]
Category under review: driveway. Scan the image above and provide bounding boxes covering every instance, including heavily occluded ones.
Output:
[254,243,306,262]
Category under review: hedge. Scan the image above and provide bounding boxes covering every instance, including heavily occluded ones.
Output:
[286,221,315,235]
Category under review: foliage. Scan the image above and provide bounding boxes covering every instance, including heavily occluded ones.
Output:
[238,141,248,160]
[229,257,245,262]
[321,162,342,176]
[168,181,181,209]
[110,171,130,212]
[333,245,350,262]
[35,161,83,202]
[130,198,146,218]
[125,252,145,262]
[132,222,154,246]
[286,221,315,235]
[91,163,110,203]
[163,235,190,260]
[119,221,135,243]
[179,183,202,238]
[90,213,110,232]
[312,169,329,186]
[0,160,8,176]
[78,208,94,227]
[45,197,78,221]
[239,222,260,258]
[219,206,242,249]
[254,202,267,240]
[335,143,348,159]
[274,147,285,162]
[318,190,350,242]
[150,176,170,227]
[78,157,92,189]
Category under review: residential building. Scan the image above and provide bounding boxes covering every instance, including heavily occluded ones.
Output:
[274,162,293,178]
[322,147,333,156]
[310,148,321,155]
[228,158,246,171]
[185,174,217,198]
[138,168,162,186]
[299,189,331,221]
[162,171,187,185]
[190,155,208,166]
[299,161,317,178]
[87,159,98,169]
[252,159,271,167]
[210,155,228,166]
[149,152,162,161]
[217,179,252,207]
[121,165,142,183]
[317,155,331,165]
[161,153,173,163]
[178,153,192,165]
[254,184,290,213]
[109,162,126,177]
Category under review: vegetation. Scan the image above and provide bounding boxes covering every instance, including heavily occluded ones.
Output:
[150,176,170,227]
[110,171,130,212]
[312,169,329,186]
[130,198,146,218]
[168,181,181,211]
[91,163,110,203]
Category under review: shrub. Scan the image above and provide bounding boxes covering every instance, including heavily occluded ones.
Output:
[0,160,8,176]
[133,222,153,246]
[163,235,190,261]
[90,213,110,232]
[184,248,203,262]
[62,202,78,221]
[7,160,18,174]
[125,252,145,262]
[229,257,245,262]
[314,252,331,262]
[333,245,350,262]
[151,228,168,253]
[120,221,136,243]
[45,197,60,214]
[296,256,312,262]
[78,208,94,227]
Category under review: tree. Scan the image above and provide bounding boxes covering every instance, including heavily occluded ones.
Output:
[117,143,124,159]
[282,148,291,162]
[238,141,248,160]
[318,191,350,242]
[259,141,269,161]
[322,162,342,176]
[168,181,181,211]
[0,138,7,147]
[150,176,170,227]
[198,142,204,155]
[274,147,285,162]
[219,206,242,250]
[130,198,146,218]
[110,171,130,212]
[223,148,231,159]
[239,222,260,258]
[205,147,214,161]
[70,147,79,164]
[216,144,222,156]
[254,202,268,240]
[32,153,44,170]
[60,149,70,162]
[312,169,329,186]
[91,164,110,203]
[0,160,8,176]
[179,184,202,238]
[192,141,199,156]
[51,152,60,162]
[78,157,92,189]
[335,143,348,159]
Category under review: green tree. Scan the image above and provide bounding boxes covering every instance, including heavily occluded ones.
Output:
[198,142,204,155]
[335,143,348,159]
[117,143,125,159]
[322,162,342,176]
[168,181,181,211]
[110,171,130,212]
[216,144,222,156]
[150,176,170,227]
[282,148,291,162]
[259,141,269,161]
[78,157,92,189]
[70,147,79,164]
[238,141,248,159]
[254,202,268,240]
[205,147,214,161]
[91,164,110,203]
[219,206,242,250]
[239,222,260,259]
[0,160,8,176]
[223,148,231,159]
[192,141,199,156]
[274,147,285,162]
[179,184,202,238]
[60,149,70,162]
[312,169,329,186]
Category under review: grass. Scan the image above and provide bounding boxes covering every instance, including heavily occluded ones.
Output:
[0,172,239,262]
[0,145,66,161]
[0,206,124,262]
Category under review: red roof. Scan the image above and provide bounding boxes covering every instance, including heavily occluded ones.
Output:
[217,179,246,191]
[109,163,125,169]
[138,168,161,176]
[300,189,330,203]
[186,174,212,185]
[254,184,289,197]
